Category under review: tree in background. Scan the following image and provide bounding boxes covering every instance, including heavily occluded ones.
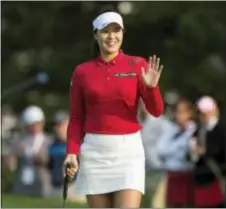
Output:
[2,1,226,121]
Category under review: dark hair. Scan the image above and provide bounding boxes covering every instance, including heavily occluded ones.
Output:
[174,97,196,120]
[91,7,121,58]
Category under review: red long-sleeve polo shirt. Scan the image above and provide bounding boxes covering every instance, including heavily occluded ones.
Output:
[67,51,164,154]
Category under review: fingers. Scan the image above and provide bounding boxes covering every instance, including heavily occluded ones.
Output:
[63,158,78,179]
[158,65,164,74]
[64,165,78,178]
[141,66,145,76]
[156,57,160,70]
[141,67,146,81]
[152,55,156,69]
[66,167,77,179]
[148,55,162,71]
[148,56,152,69]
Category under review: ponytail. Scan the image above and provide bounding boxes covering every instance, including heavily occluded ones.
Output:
[91,36,100,58]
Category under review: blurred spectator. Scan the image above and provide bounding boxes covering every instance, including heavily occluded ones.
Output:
[190,96,225,208]
[48,110,86,203]
[140,102,164,170]
[157,98,196,207]
[9,106,52,198]
[2,105,18,139]
[139,99,171,208]
[1,105,19,157]
[48,110,69,195]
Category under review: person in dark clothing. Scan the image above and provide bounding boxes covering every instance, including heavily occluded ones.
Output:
[49,111,86,203]
[48,111,71,194]
[189,96,225,208]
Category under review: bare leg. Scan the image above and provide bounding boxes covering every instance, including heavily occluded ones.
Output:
[113,189,142,208]
[86,193,114,208]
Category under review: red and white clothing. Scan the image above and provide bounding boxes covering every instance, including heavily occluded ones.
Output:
[157,121,196,206]
[66,51,164,194]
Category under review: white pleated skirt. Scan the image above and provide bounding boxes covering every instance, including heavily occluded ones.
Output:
[74,131,145,195]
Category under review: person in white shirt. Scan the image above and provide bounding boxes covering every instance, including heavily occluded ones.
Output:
[157,97,196,207]
[10,106,52,198]
[139,99,171,208]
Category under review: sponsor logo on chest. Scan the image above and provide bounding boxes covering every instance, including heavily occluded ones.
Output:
[114,72,137,77]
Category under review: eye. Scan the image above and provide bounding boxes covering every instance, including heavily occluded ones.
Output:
[114,27,122,33]
[100,29,109,34]
[100,26,122,34]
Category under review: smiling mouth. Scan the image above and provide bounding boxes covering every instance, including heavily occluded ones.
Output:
[106,41,117,47]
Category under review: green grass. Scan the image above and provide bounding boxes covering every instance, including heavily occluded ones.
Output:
[2,193,151,208]
[2,194,88,208]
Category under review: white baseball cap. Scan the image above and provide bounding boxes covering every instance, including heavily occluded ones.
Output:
[92,12,124,31]
[22,106,45,125]
[196,96,216,113]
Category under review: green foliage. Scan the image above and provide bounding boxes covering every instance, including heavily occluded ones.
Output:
[2,1,226,119]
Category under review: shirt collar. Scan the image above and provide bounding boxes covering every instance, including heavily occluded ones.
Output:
[96,50,124,66]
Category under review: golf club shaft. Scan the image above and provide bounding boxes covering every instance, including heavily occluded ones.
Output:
[62,162,73,207]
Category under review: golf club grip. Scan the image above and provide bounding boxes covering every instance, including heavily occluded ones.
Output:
[63,162,73,199]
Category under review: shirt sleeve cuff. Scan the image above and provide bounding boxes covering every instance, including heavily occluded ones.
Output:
[146,86,160,93]
[66,142,80,155]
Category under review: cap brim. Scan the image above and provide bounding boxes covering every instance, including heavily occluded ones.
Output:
[97,21,123,30]
[24,119,43,125]
[93,12,124,31]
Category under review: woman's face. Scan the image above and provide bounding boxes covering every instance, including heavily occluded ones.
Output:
[175,102,192,126]
[95,23,123,55]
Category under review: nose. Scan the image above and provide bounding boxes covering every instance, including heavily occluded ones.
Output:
[107,31,115,39]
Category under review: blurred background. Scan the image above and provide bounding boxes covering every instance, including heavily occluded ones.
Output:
[1,1,226,208]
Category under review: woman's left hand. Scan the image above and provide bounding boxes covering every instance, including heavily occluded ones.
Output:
[141,55,163,88]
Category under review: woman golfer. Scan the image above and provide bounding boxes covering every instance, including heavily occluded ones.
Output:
[64,9,164,208]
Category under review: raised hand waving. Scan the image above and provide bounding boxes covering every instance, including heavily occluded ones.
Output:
[141,55,163,88]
